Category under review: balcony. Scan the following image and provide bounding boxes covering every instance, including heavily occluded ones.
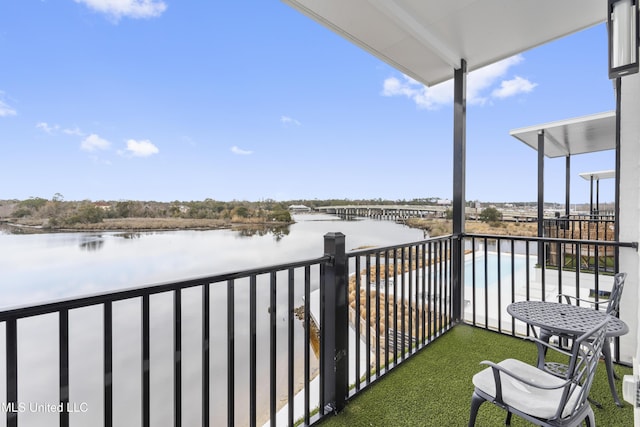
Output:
[317,324,633,427]
[0,232,634,427]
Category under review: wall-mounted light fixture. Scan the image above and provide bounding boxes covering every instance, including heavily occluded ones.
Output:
[609,0,639,78]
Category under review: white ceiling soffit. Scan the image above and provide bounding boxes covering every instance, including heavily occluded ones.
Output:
[510,111,616,158]
[282,0,605,87]
[579,170,616,180]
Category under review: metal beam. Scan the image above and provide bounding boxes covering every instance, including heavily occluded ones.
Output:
[538,130,544,265]
[453,59,466,235]
[565,156,571,216]
[452,59,466,322]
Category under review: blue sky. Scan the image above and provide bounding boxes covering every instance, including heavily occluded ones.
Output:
[0,1,616,204]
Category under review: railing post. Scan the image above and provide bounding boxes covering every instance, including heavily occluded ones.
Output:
[321,232,348,413]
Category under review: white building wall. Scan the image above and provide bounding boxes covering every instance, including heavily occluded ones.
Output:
[619,73,640,367]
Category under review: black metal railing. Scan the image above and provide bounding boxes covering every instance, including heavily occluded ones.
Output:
[543,215,616,242]
[0,252,332,427]
[344,236,456,397]
[462,234,636,340]
[0,232,635,427]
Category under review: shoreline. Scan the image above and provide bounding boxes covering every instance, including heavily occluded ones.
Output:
[0,217,294,235]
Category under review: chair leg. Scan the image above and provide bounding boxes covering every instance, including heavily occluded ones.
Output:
[505,411,512,426]
[602,339,624,407]
[468,391,485,427]
[585,407,595,427]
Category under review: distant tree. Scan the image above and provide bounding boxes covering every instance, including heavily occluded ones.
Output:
[271,209,292,222]
[65,203,104,225]
[115,201,134,218]
[444,209,453,220]
[12,207,32,218]
[479,207,502,223]
[18,197,47,211]
[233,206,249,218]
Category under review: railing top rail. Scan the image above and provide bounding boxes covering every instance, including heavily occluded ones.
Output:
[543,217,616,222]
[347,234,455,257]
[0,254,331,322]
[463,233,638,250]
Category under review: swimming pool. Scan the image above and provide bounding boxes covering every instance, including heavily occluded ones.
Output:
[464,252,529,290]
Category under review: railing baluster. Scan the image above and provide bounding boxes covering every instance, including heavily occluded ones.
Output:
[202,285,210,427]
[6,319,17,427]
[576,242,582,299]
[497,238,502,334]
[375,252,381,375]
[60,309,69,427]
[483,237,488,328]
[392,248,398,365]
[104,301,113,427]
[227,280,235,427]
[174,289,182,427]
[510,240,515,337]
[439,240,444,335]
[269,272,277,425]
[408,247,413,354]
[471,238,476,327]
[142,295,150,427]
[427,242,432,343]
[400,248,406,359]
[384,250,390,368]
[303,267,310,426]
[365,254,371,383]
[354,256,361,390]
[287,269,294,427]
[319,262,325,415]
[249,276,257,427]
[419,244,424,347]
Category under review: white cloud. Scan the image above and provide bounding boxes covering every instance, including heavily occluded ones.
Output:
[491,76,537,99]
[0,99,16,117]
[81,134,111,151]
[382,54,535,109]
[231,146,253,155]
[281,115,301,126]
[36,122,59,133]
[74,0,167,20]
[125,139,159,157]
[63,126,85,136]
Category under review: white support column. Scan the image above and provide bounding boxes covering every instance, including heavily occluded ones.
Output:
[618,73,640,368]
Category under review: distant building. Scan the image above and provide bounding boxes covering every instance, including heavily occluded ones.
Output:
[94,202,112,211]
[289,204,311,212]
[436,199,452,206]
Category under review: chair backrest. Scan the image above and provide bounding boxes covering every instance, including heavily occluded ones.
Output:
[554,315,610,421]
[606,272,627,316]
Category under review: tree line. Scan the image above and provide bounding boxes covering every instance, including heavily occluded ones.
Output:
[7,196,294,228]
[4,196,507,229]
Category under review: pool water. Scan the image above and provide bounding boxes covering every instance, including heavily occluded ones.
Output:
[465,252,529,289]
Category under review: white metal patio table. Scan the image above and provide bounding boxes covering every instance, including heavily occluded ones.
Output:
[507,300,628,407]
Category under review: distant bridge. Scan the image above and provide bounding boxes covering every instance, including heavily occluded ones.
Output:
[315,205,539,222]
[315,205,447,220]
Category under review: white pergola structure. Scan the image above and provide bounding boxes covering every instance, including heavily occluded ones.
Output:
[283,2,640,419]
[580,169,616,215]
[510,111,616,228]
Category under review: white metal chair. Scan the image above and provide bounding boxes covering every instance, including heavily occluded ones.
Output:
[468,316,610,427]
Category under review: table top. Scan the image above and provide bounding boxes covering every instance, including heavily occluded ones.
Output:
[507,300,629,338]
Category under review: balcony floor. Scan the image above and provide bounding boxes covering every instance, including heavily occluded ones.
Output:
[317,324,633,427]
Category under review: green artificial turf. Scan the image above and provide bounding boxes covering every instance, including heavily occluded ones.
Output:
[317,325,633,427]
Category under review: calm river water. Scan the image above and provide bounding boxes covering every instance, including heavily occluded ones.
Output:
[0,213,426,427]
